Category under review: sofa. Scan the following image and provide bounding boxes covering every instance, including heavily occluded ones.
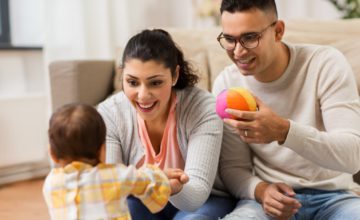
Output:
[49,19,360,183]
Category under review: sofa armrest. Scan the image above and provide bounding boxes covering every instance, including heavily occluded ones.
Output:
[49,60,115,111]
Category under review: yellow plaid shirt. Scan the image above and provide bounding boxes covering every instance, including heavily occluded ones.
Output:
[43,161,170,220]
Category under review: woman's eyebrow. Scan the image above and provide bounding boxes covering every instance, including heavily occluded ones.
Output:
[125,74,166,80]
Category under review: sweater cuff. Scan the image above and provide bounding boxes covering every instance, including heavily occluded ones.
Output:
[245,176,263,200]
[282,120,308,154]
[169,183,207,212]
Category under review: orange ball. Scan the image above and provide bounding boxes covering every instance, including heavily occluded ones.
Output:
[216,87,257,119]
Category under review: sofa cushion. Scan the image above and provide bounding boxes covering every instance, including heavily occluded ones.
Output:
[285,19,360,35]
[113,66,123,92]
[113,48,123,92]
[49,60,114,110]
[168,27,222,91]
[207,43,232,88]
[187,50,210,90]
[169,27,241,91]
[330,39,360,94]
[283,24,360,95]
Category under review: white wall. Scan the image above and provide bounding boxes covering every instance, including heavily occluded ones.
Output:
[127,0,194,34]
[43,0,195,63]
[0,50,48,168]
[276,0,341,20]
[0,93,47,167]
[0,0,48,183]
[9,0,44,46]
[0,51,44,95]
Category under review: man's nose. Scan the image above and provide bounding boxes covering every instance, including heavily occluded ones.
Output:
[233,41,247,57]
[234,41,246,55]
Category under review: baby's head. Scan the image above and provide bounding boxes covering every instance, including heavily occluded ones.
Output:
[48,103,106,166]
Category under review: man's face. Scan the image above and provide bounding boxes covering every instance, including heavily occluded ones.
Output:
[220,9,279,81]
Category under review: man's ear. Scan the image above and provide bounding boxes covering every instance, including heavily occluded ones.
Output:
[49,145,60,164]
[274,20,285,41]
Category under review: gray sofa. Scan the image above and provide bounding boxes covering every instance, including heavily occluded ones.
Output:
[49,19,360,184]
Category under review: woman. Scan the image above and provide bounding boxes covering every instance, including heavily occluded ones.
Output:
[97,29,235,219]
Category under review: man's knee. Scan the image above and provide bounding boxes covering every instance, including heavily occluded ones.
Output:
[179,213,217,220]
[221,200,269,220]
[222,209,266,219]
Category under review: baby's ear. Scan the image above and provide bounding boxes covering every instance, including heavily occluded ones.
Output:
[99,143,106,163]
[48,145,60,164]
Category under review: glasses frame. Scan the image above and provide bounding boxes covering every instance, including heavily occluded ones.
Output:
[217,20,277,50]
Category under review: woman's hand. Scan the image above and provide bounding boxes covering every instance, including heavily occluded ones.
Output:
[223,96,290,144]
[255,182,301,220]
[163,168,189,195]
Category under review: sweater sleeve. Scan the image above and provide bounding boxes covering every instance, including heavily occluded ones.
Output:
[219,124,262,199]
[97,97,124,164]
[283,48,360,174]
[129,164,171,213]
[169,89,224,211]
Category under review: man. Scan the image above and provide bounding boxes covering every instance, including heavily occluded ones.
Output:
[213,0,360,219]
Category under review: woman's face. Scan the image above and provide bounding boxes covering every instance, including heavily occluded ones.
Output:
[123,59,178,122]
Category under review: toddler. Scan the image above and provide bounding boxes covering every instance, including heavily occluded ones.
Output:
[43,103,188,219]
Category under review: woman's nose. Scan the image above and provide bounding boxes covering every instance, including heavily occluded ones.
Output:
[138,85,150,100]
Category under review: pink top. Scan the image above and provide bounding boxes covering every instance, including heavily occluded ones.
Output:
[136,94,185,170]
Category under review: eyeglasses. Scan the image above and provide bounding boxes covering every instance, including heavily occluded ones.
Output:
[217,21,277,50]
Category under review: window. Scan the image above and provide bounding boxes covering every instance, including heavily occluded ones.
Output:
[0,0,10,46]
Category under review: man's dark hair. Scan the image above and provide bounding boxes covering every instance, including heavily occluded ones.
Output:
[48,103,106,161]
[220,0,278,17]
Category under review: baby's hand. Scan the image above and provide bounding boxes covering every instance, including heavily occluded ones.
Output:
[163,168,189,195]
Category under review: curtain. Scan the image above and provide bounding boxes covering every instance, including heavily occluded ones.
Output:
[43,0,193,64]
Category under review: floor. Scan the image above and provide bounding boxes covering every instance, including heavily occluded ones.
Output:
[0,178,49,219]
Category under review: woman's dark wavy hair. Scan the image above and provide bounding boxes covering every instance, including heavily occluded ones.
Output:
[121,29,198,89]
[220,0,278,17]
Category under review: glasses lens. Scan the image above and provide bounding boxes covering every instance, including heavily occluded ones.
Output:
[240,33,260,49]
[219,37,236,50]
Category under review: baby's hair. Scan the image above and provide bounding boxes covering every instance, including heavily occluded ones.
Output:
[48,103,106,161]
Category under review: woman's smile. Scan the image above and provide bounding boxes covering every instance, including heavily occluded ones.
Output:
[136,101,158,112]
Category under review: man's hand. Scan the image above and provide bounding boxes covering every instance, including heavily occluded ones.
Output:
[223,96,290,144]
[163,168,189,195]
[255,182,301,220]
